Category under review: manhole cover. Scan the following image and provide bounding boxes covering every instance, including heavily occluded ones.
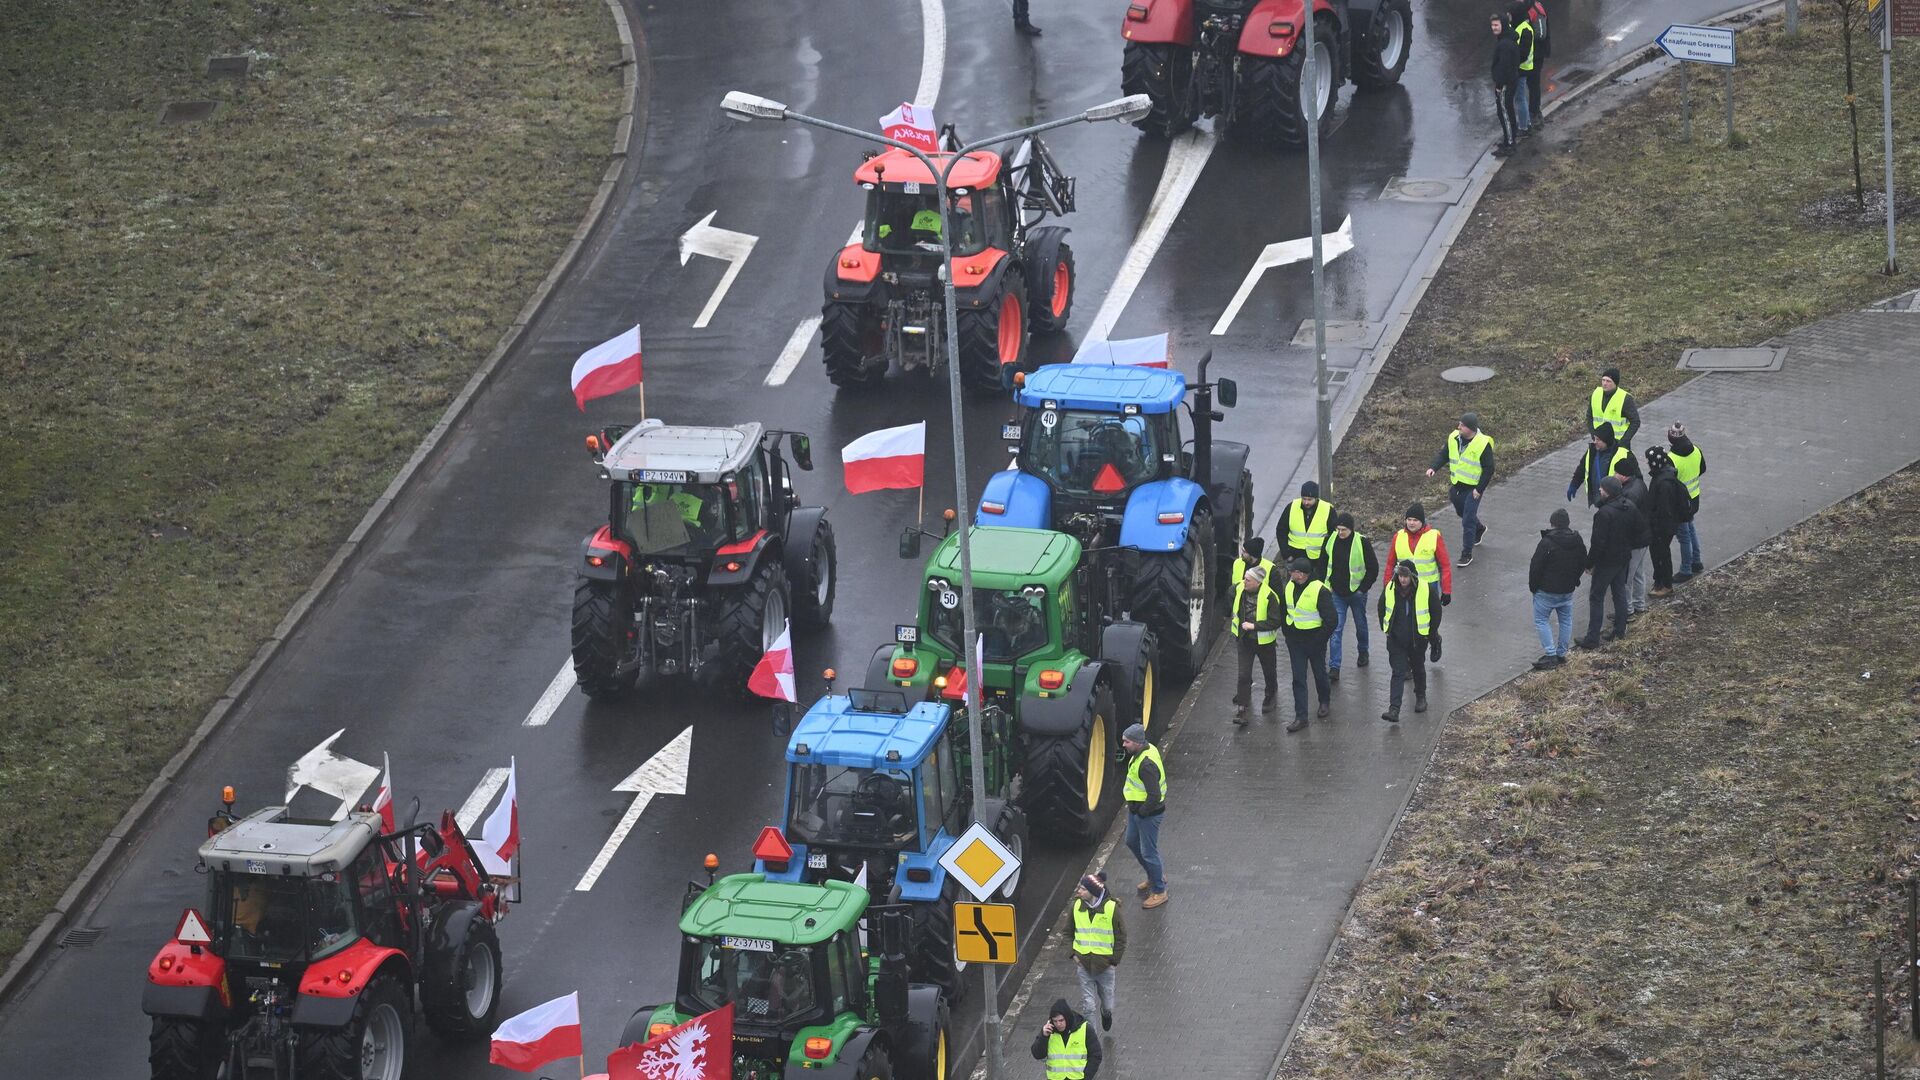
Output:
[1441,365,1497,384]
[1678,347,1787,372]
[61,926,107,949]
[159,101,220,126]
[1381,176,1467,204]
[1292,320,1384,348]
[206,55,250,79]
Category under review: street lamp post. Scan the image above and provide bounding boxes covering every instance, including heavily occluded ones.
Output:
[722,90,1149,1080]
[1301,5,1334,496]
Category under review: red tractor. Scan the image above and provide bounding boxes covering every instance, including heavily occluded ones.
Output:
[1121,0,1413,146]
[821,129,1079,394]
[143,790,513,1080]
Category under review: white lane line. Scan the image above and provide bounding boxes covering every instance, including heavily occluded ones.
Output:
[1210,214,1356,335]
[522,662,577,726]
[1082,129,1218,344]
[916,0,945,109]
[457,767,510,833]
[765,315,823,387]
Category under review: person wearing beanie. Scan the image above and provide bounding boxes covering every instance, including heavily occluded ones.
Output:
[1587,367,1642,447]
[1527,506,1586,668]
[1568,425,1630,507]
[1280,558,1337,732]
[1612,454,1654,615]
[1069,871,1125,1032]
[1232,534,1275,583]
[1277,479,1335,575]
[1376,559,1438,721]
[1230,564,1284,724]
[1385,503,1451,662]
[1119,724,1168,909]
[1577,476,1635,648]
[1666,422,1706,579]
[1322,511,1379,683]
[1427,412,1496,566]
[1032,998,1102,1079]
[1508,2,1538,135]
[1642,445,1693,597]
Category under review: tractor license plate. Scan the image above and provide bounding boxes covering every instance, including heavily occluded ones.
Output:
[636,469,688,483]
[894,624,919,644]
[807,853,828,869]
[722,935,775,952]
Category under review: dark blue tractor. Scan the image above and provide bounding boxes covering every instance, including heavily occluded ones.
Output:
[977,354,1250,677]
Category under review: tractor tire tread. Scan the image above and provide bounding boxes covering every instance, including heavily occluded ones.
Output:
[955,279,1026,395]
[148,1017,222,1080]
[1130,511,1215,680]
[713,560,789,690]
[1022,681,1119,842]
[822,300,885,390]
[1121,42,1193,138]
[571,579,636,700]
[1351,0,1413,89]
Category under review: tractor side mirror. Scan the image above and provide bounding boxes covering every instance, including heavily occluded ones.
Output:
[789,433,814,471]
[1216,378,1238,408]
[899,527,922,560]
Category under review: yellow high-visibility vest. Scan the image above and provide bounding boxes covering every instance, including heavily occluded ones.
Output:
[1590,386,1629,440]
[1231,556,1276,582]
[1447,430,1495,487]
[1286,499,1333,558]
[1123,745,1167,805]
[1382,579,1433,636]
[1072,900,1117,957]
[1230,580,1280,645]
[1516,19,1536,72]
[1393,529,1442,586]
[1670,446,1703,499]
[1326,533,1369,592]
[1284,579,1328,630]
[1046,1026,1090,1080]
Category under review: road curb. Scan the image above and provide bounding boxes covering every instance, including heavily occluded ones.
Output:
[0,0,647,1007]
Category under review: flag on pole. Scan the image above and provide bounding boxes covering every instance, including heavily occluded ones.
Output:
[572,325,644,409]
[879,102,939,152]
[607,1003,734,1080]
[476,758,519,876]
[490,991,583,1072]
[372,752,394,833]
[1071,332,1170,368]
[747,618,796,703]
[841,421,926,494]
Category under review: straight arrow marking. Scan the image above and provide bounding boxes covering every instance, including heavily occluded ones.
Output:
[574,726,694,891]
[679,211,758,329]
[1211,215,1356,336]
[285,728,382,822]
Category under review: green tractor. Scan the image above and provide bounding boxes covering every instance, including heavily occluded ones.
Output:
[622,871,949,1080]
[869,525,1158,841]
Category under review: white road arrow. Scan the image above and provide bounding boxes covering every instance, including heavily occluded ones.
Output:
[285,728,382,822]
[678,212,758,329]
[1210,215,1356,336]
[574,726,693,891]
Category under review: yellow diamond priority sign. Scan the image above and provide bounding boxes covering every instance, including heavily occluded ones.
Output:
[953,902,1017,965]
[938,821,1021,901]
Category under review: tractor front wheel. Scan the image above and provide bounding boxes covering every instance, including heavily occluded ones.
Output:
[1235,20,1340,149]
[790,516,837,630]
[1351,0,1413,89]
[571,579,638,700]
[713,559,789,690]
[994,806,1030,903]
[821,300,886,390]
[855,1041,897,1080]
[1121,42,1194,138]
[1026,242,1075,335]
[296,974,409,1080]
[1023,679,1121,842]
[955,278,1028,395]
[908,890,966,1006]
[1130,510,1217,680]
[148,1017,223,1080]
[422,920,503,1039]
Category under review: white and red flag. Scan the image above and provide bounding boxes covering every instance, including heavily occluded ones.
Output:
[747,618,796,703]
[572,325,644,409]
[1071,332,1170,368]
[608,1003,734,1080]
[372,752,394,833]
[476,757,519,876]
[841,421,926,494]
[490,991,583,1072]
[879,102,939,152]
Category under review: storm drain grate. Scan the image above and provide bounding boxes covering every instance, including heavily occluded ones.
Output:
[206,55,250,79]
[61,926,107,949]
[160,100,220,126]
[1326,370,1352,386]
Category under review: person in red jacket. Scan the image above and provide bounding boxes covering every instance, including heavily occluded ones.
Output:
[1383,503,1451,661]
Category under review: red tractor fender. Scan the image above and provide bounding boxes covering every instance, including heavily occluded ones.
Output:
[1121,0,1196,46]
[1237,0,1339,57]
[297,937,411,1002]
[147,940,231,1000]
[707,529,775,588]
[951,248,1020,311]
[831,243,881,284]
[580,525,629,581]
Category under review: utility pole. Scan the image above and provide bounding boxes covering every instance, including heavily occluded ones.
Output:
[1302,4,1334,496]
[1882,0,1899,273]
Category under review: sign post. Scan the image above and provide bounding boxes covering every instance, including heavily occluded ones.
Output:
[1656,24,1737,143]
[1875,0,1899,273]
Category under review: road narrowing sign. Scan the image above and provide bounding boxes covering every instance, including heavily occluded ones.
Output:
[938,821,1021,902]
[953,902,1017,965]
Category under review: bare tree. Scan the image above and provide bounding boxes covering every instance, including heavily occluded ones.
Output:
[1831,0,1870,206]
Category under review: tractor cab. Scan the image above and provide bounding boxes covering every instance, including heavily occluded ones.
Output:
[596,420,782,561]
[1006,363,1192,508]
[193,808,395,968]
[856,149,1010,263]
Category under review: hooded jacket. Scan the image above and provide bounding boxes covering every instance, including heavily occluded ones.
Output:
[1646,462,1694,533]
[1491,16,1521,87]
[1587,492,1641,568]
[1031,999,1103,1078]
[1529,524,1587,594]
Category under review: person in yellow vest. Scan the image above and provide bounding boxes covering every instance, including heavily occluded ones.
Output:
[1120,724,1168,908]
[1586,367,1642,447]
[1508,1,1537,135]
[1426,412,1496,567]
[1567,426,1630,507]
[1382,503,1451,663]
[1069,873,1125,1032]
[1231,534,1276,583]
[1666,422,1706,579]
[1277,480,1335,575]
[1376,560,1437,722]
[1323,512,1379,684]
[1031,999,1102,1079]
[1280,559,1337,733]
[1230,565,1284,724]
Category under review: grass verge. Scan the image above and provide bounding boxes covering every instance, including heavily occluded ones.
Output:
[1335,6,1920,531]
[0,0,621,966]
[1276,462,1920,1077]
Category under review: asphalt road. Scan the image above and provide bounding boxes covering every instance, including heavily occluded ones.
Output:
[0,0,1742,1075]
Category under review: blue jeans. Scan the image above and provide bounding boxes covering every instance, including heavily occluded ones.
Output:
[1515,73,1533,130]
[1450,484,1485,558]
[1676,520,1702,571]
[1532,590,1575,655]
[1328,590,1369,670]
[1126,811,1165,894]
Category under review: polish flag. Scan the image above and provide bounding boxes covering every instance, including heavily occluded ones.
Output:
[842,421,926,494]
[879,102,939,152]
[371,753,394,833]
[608,1003,734,1080]
[571,325,643,409]
[476,758,519,876]
[747,618,796,703]
[490,991,583,1072]
[1071,332,1170,368]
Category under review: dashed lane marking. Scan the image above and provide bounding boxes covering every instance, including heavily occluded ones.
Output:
[522,661,577,726]
[457,767,510,833]
[764,315,823,388]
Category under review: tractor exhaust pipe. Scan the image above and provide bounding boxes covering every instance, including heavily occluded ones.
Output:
[1194,350,1216,524]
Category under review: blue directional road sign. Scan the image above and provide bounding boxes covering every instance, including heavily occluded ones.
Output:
[1656,24,1736,66]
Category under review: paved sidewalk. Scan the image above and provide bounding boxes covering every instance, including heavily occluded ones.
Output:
[987,301,1920,1078]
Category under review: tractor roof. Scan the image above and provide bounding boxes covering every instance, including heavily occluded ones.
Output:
[198,807,379,877]
[854,148,1003,190]
[787,695,949,768]
[1016,363,1188,415]
[603,419,764,484]
[680,874,867,945]
[928,526,1080,589]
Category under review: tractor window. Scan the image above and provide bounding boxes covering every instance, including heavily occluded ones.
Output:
[728,460,766,541]
[689,939,818,1025]
[938,732,967,835]
[622,482,727,555]
[787,764,918,848]
[865,186,991,256]
[966,187,1011,254]
[213,872,361,963]
[350,848,401,948]
[918,748,945,846]
[826,931,858,1015]
[1023,410,1163,497]
[932,589,1050,662]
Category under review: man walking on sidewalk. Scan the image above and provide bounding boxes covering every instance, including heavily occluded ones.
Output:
[1667,422,1707,580]
[1377,559,1435,722]
[1643,445,1692,597]
[1528,508,1585,668]
[1578,477,1636,647]
[1070,873,1125,1033]
[1490,11,1521,156]
[1281,558,1336,733]
[1427,412,1495,566]
[1323,512,1378,683]
[1032,999,1102,1079]
[1587,367,1642,447]
[1385,503,1451,662]
[1121,725,1168,909]
[1230,565,1283,724]
[1278,480,1334,575]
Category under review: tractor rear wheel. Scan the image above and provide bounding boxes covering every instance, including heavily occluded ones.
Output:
[908,887,966,1006]
[422,920,502,1039]
[1023,679,1120,842]
[296,973,409,1080]
[1351,0,1412,89]
[790,516,837,629]
[1218,468,1255,602]
[955,278,1027,395]
[1105,628,1162,735]
[994,805,1030,903]
[855,1041,896,1080]
[822,300,885,390]
[713,559,789,690]
[1234,20,1339,149]
[571,579,638,700]
[1130,510,1217,680]
[148,1017,223,1080]
[1026,242,1075,335]
[1121,42,1194,138]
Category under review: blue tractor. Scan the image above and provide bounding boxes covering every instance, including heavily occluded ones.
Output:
[977,354,1251,677]
[755,685,1027,1006]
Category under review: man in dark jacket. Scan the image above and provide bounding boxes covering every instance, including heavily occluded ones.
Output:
[1376,559,1437,722]
[1667,422,1706,579]
[1322,512,1379,683]
[1587,367,1642,447]
[1032,998,1102,1079]
[1614,455,1653,614]
[1643,446,1692,595]
[1569,426,1628,506]
[1490,12,1521,155]
[1528,508,1585,668]
[1578,477,1637,647]
[1280,558,1337,732]
[1230,565,1283,724]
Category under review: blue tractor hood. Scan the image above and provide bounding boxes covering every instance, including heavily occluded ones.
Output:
[786,694,950,769]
